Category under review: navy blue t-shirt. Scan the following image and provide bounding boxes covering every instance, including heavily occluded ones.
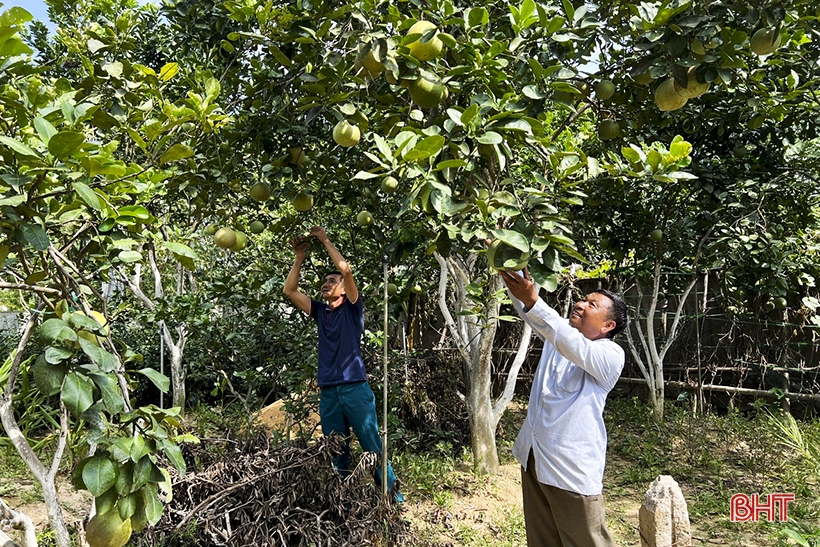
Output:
[309,296,367,387]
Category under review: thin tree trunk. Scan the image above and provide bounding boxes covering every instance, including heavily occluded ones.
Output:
[0,498,36,547]
[433,252,533,475]
[0,314,70,547]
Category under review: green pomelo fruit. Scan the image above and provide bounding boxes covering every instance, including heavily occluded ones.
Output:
[487,239,529,272]
[673,67,710,99]
[249,182,271,202]
[230,231,247,252]
[86,510,132,547]
[381,176,399,194]
[598,119,621,140]
[750,27,781,56]
[406,21,443,61]
[655,78,687,111]
[332,121,360,147]
[594,79,616,101]
[408,77,448,108]
[293,192,314,211]
[214,227,236,249]
[357,210,373,226]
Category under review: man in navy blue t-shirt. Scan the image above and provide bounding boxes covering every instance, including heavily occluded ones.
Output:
[284,226,401,500]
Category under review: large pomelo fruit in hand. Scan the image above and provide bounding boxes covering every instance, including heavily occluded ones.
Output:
[487,239,529,272]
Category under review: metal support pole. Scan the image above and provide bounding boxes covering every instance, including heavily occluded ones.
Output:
[381,253,389,499]
[159,322,165,409]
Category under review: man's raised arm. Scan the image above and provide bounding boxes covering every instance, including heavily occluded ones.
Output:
[310,226,359,304]
[283,236,312,314]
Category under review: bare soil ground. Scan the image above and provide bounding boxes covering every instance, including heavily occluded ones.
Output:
[401,456,780,547]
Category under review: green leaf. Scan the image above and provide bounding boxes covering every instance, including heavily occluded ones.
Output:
[0,136,39,158]
[39,319,75,342]
[404,135,445,161]
[142,484,163,525]
[158,143,194,165]
[87,38,106,53]
[31,355,67,395]
[352,170,380,180]
[62,371,95,418]
[621,146,643,164]
[136,368,170,393]
[0,36,32,57]
[117,250,142,263]
[33,116,57,145]
[461,104,480,125]
[132,455,154,491]
[647,149,662,172]
[159,62,179,81]
[118,205,152,220]
[163,242,198,262]
[44,346,72,364]
[436,159,467,170]
[667,171,698,180]
[476,131,503,144]
[48,131,85,159]
[95,486,118,516]
[0,194,25,207]
[82,455,117,496]
[266,45,293,67]
[102,61,123,78]
[669,137,692,159]
[89,373,124,414]
[204,77,221,101]
[7,6,33,23]
[493,119,532,133]
[73,182,101,210]
[18,223,49,251]
[158,439,187,474]
[492,229,529,253]
[544,233,575,246]
[118,492,138,521]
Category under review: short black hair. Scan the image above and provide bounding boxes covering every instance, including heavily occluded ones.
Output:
[326,271,343,281]
[591,289,628,338]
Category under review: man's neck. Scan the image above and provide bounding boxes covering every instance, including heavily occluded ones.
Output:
[327,296,345,310]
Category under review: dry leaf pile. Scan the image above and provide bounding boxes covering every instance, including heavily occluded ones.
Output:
[135,432,418,547]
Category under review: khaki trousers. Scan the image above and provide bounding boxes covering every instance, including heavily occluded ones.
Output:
[521,450,616,547]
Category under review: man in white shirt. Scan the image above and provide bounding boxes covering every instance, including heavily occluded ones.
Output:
[499,268,627,547]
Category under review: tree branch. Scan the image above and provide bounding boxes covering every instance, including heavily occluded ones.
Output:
[0,283,60,295]
[0,498,36,547]
[433,252,472,368]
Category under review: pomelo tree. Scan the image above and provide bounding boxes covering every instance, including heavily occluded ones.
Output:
[0,4,224,545]
[13,0,819,485]
[570,1,820,422]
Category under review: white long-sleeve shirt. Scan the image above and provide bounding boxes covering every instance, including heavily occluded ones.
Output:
[511,296,624,496]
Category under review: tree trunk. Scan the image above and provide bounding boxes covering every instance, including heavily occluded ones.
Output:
[433,252,530,475]
[1,315,70,547]
[160,322,187,409]
[621,267,699,424]
[126,259,189,412]
[467,317,500,475]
